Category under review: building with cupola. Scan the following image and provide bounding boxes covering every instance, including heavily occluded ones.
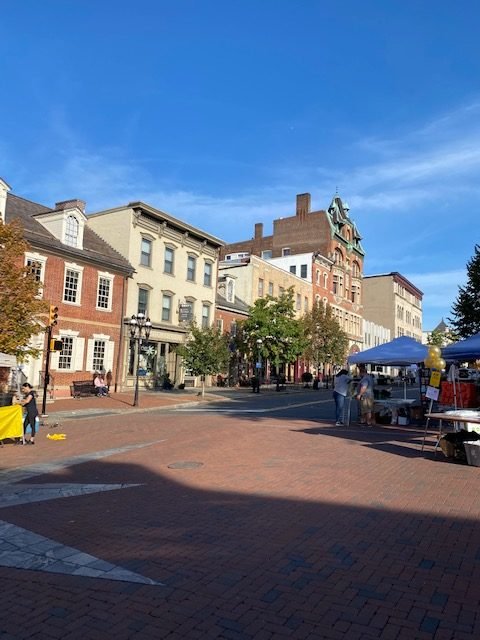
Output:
[220,192,365,353]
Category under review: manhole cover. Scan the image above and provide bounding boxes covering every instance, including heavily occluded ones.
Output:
[167,461,204,469]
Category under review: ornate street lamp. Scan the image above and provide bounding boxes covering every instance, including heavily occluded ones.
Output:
[129,312,152,407]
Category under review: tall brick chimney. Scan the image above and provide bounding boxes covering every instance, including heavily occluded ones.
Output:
[296,193,311,218]
[254,222,263,239]
[55,199,86,213]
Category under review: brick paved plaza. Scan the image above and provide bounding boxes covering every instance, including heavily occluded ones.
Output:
[0,395,479,639]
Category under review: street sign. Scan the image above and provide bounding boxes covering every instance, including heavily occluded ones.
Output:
[179,303,193,322]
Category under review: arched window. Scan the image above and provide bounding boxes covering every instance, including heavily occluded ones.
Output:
[334,248,343,266]
[65,215,79,247]
[352,261,360,278]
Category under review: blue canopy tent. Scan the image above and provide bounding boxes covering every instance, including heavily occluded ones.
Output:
[348,336,428,367]
[348,336,428,402]
[442,332,480,362]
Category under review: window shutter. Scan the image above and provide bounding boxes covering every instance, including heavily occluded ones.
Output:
[86,339,94,372]
[105,341,115,372]
[50,350,60,370]
[74,337,85,371]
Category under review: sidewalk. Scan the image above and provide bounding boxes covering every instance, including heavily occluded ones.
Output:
[41,388,217,421]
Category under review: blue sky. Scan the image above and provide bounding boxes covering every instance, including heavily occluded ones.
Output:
[2,0,479,331]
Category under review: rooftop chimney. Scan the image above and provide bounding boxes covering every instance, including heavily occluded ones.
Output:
[254,222,263,239]
[55,199,86,213]
[296,193,311,218]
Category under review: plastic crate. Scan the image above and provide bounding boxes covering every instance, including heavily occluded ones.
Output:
[464,441,480,467]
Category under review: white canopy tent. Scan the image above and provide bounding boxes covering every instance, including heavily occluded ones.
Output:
[0,352,16,368]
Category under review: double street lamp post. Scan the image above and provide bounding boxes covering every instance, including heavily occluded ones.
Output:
[129,313,152,407]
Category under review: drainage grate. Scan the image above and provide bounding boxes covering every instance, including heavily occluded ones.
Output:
[167,461,204,469]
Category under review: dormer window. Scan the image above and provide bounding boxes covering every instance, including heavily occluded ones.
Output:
[65,215,80,247]
[227,279,234,303]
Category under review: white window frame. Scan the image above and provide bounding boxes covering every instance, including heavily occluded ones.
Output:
[96,272,114,311]
[187,254,197,282]
[137,286,150,315]
[140,235,153,267]
[25,252,47,298]
[63,262,84,305]
[86,333,115,373]
[51,329,84,372]
[65,215,80,247]
[162,293,173,322]
[164,245,175,275]
[226,279,235,303]
[204,261,213,287]
[201,303,211,328]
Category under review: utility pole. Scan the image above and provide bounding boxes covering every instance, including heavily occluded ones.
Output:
[41,305,58,416]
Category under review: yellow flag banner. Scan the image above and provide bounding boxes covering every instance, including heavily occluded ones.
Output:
[0,404,23,440]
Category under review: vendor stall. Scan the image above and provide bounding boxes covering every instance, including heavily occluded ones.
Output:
[374,398,416,425]
[348,336,427,405]
[442,332,480,362]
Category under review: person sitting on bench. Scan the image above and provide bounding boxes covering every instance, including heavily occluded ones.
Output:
[94,373,108,396]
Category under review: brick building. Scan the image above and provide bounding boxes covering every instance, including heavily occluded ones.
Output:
[2,179,134,398]
[222,193,365,352]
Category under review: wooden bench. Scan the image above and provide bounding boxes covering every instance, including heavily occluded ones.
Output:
[70,380,96,398]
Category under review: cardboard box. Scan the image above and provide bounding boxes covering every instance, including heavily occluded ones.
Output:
[464,441,480,467]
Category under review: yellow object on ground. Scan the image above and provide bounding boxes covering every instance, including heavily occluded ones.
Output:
[0,404,23,440]
[47,433,67,440]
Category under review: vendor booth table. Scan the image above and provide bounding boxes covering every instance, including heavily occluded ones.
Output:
[374,398,416,425]
[422,410,480,452]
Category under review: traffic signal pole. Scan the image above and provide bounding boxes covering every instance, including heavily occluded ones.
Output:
[41,304,59,416]
[41,324,52,416]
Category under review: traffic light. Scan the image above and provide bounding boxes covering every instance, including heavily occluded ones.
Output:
[49,305,59,326]
[50,339,63,352]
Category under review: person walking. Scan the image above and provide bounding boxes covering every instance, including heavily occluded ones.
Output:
[333,369,351,426]
[20,382,39,445]
[356,366,375,426]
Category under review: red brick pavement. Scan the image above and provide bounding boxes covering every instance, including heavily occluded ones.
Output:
[1,407,479,639]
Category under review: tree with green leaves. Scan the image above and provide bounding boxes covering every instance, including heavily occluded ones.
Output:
[0,220,47,360]
[301,300,349,373]
[427,327,458,347]
[238,288,305,375]
[449,244,480,338]
[177,322,231,396]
